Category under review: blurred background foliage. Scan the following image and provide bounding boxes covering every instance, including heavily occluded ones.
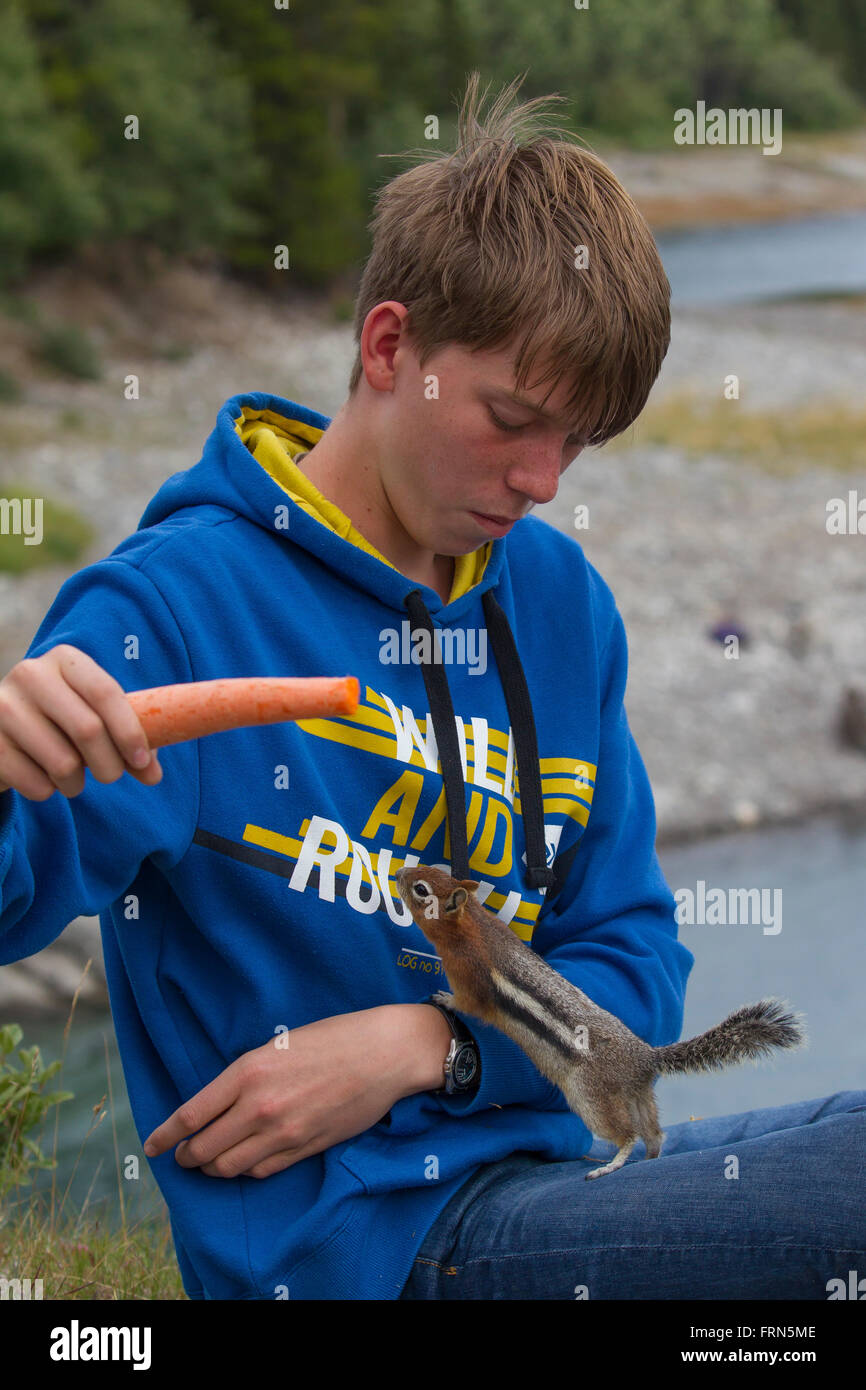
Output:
[0,0,864,289]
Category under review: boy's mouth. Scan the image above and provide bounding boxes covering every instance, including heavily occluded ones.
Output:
[469,510,517,535]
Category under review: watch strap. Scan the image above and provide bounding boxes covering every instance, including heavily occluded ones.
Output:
[424,997,480,1095]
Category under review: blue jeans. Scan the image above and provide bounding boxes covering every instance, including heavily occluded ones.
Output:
[398,1091,866,1299]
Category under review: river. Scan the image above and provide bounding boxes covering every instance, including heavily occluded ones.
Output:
[655,208,866,304]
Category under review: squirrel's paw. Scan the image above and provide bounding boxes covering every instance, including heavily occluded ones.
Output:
[585,1163,615,1180]
[584,1139,637,1180]
[431,990,456,1010]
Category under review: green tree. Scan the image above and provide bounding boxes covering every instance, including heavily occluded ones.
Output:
[682,0,860,128]
[22,0,263,262]
[187,0,449,284]
[776,0,866,99]
[0,3,102,284]
[460,0,861,142]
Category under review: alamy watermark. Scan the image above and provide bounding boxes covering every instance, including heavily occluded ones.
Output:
[675,880,782,935]
[0,1275,43,1299]
[674,102,782,157]
[379,620,487,675]
[0,496,43,546]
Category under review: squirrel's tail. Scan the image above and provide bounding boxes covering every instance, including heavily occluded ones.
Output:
[652,998,806,1077]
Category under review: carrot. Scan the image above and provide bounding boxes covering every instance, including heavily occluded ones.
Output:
[127,675,359,749]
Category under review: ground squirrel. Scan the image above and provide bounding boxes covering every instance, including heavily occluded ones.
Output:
[395,864,805,1179]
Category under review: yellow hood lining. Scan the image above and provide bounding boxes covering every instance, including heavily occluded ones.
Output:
[233,406,490,603]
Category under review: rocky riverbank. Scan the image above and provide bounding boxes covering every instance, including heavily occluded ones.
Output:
[600,126,866,229]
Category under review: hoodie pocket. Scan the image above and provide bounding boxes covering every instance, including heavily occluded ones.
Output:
[337,1116,446,1196]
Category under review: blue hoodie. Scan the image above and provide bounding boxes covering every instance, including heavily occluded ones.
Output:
[0,391,693,1300]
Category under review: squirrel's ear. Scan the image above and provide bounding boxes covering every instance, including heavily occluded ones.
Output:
[458,879,480,894]
[444,886,468,916]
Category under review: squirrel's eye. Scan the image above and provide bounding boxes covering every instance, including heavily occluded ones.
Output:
[412,881,430,897]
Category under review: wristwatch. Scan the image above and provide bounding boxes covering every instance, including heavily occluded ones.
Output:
[424,997,481,1095]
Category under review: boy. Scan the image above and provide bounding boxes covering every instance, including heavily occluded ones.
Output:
[0,73,862,1301]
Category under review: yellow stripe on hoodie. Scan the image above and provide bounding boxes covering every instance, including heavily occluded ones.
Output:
[234,406,491,603]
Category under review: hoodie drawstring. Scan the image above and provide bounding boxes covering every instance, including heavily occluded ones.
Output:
[403,588,556,895]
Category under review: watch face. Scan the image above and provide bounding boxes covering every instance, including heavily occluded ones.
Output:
[453,1044,478,1088]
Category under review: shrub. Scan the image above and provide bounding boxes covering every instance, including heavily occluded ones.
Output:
[36,322,102,380]
[0,1023,74,1201]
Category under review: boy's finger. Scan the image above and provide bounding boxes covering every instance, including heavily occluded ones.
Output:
[143,1069,241,1155]
[54,649,159,774]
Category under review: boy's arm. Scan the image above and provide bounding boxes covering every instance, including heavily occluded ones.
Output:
[0,557,199,963]
[432,596,695,1116]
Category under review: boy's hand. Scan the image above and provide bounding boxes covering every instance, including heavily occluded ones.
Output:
[0,644,162,799]
[142,1004,453,1179]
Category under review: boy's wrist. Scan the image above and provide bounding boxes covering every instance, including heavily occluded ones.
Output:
[386,1002,456,1094]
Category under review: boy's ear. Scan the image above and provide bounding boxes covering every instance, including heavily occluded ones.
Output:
[444,886,469,916]
[458,879,480,894]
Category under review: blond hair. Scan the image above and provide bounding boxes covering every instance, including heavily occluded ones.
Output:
[348,71,671,446]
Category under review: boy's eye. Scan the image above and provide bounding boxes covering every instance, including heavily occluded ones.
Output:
[488,407,523,433]
[488,405,586,451]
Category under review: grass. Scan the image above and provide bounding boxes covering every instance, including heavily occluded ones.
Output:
[1,413,119,454]
[605,390,866,475]
[0,293,41,326]
[0,292,103,381]
[0,980,186,1301]
[150,341,194,362]
[328,292,355,323]
[0,1193,186,1300]
[0,484,94,575]
[0,371,22,403]
[35,322,103,381]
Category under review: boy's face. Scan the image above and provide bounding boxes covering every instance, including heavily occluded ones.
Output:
[367,305,592,558]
